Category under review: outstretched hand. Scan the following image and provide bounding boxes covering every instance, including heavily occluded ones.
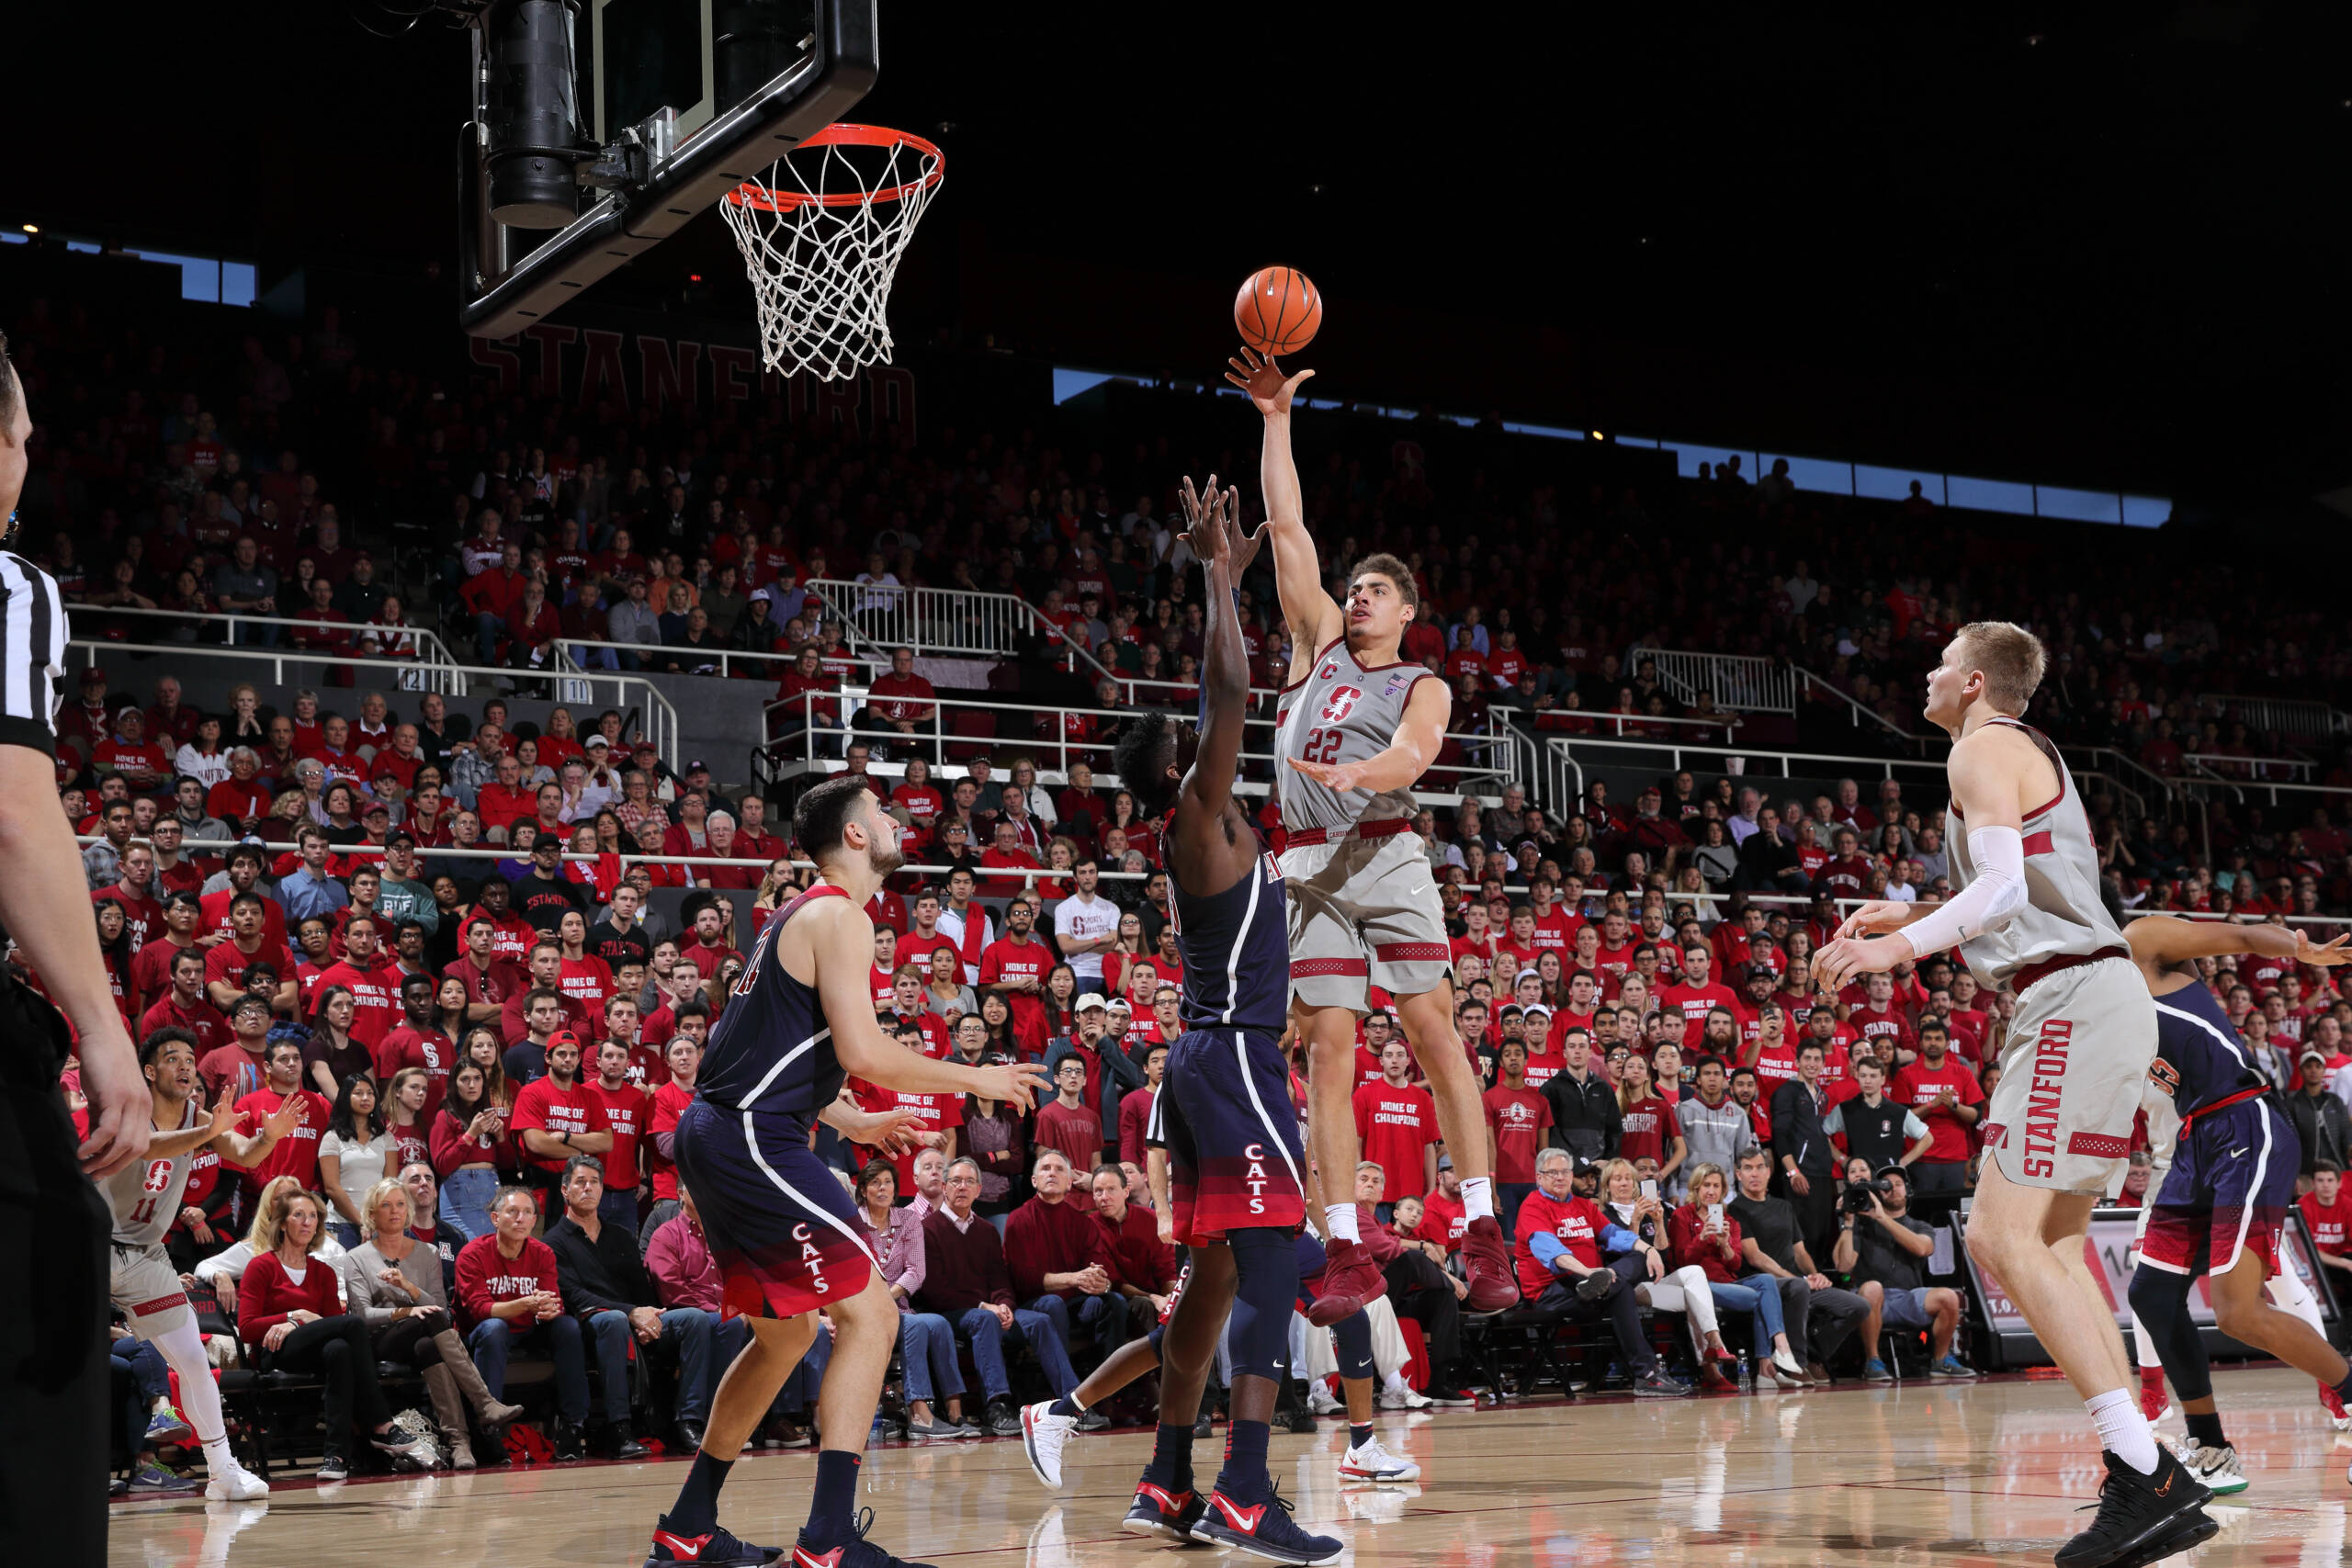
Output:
[1225,345,1315,418]
[973,1059,1056,1113]
[2295,931,2352,968]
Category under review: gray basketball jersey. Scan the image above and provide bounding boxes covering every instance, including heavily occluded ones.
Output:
[106,1098,200,1247]
[1947,718,2125,988]
[1273,638,1442,834]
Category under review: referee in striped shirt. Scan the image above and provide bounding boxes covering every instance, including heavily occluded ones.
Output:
[0,329,150,1557]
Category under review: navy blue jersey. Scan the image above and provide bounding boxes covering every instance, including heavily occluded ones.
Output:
[2150,980,2268,1120]
[696,885,849,1126]
[1170,846,1290,1035]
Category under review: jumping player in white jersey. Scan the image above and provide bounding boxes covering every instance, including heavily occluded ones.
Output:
[1816,622,2212,1568]
[106,1029,313,1502]
[1225,345,1517,1323]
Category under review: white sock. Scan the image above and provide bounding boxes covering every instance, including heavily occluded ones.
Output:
[202,1437,237,1473]
[1324,1203,1361,1244]
[1383,1371,1410,1392]
[1458,1176,1494,1223]
[2086,1387,2161,1473]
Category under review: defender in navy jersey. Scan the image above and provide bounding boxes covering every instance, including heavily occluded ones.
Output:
[1104,476,1341,1564]
[2119,913,2352,1499]
[648,774,1048,1568]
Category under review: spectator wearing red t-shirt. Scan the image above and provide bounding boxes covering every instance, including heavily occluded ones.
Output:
[315,915,401,1055]
[1353,1041,1441,1207]
[859,646,938,745]
[1117,1043,1167,1168]
[232,1039,334,1200]
[141,946,230,1057]
[978,819,1044,896]
[1847,973,1919,1069]
[580,1039,651,1214]
[94,844,164,955]
[509,1032,613,1191]
[2297,1166,2352,1286]
[1659,946,1738,1032]
[1032,1056,1104,1213]
[979,900,1055,1055]
[1483,1039,1554,1225]
[1614,1055,1677,1170]
[1889,1021,1982,1204]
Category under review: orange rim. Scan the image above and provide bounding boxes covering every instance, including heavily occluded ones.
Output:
[726,124,945,213]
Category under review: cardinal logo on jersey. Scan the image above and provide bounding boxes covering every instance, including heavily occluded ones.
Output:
[141,1160,174,1194]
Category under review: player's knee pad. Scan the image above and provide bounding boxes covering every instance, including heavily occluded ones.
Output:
[1226,1226,1300,1383]
[2127,1265,2211,1402]
[1331,1309,1375,1382]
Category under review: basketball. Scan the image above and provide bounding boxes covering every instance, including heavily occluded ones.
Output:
[1235,265,1323,357]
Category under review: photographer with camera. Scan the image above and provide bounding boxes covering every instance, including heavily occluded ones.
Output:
[1831,1156,1974,1382]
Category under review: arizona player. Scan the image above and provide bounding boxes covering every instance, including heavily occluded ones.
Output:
[1817,622,2211,1568]
[644,774,1049,1568]
[2119,914,2352,1497]
[1096,476,1342,1563]
[1226,344,1516,1325]
[104,1029,306,1503]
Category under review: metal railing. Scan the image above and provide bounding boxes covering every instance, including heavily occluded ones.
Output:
[2184,751,2314,782]
[1629,648,1796,714]
[804,578,1035,659]
[804,578,1122,685]
[2196,693,2352,742]
[548,637,885,684]
[1796,665,1923,749]
[75,604,466,682]
[64,640,682,768]
[1519,707,1744,744]
[70,835,1148,895]
[756,687,1518,802]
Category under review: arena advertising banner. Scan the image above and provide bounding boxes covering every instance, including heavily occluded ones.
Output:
[1967,1206,2337,1343]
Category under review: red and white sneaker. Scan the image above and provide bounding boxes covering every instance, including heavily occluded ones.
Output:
[2138,1367,2173,1427]
[1122,1481,1205,1542]
[1306,1237,1384,1328]
[790,1508,936,1568]
[1458,1216,1521,1313]
[1191,1483,1343,1564]
[645,1520,782,1567]
[2320,1380,2352,1433]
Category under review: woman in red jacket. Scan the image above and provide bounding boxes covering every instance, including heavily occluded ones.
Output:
[1667,1162,1804,1390]
[236,1190,433,1480]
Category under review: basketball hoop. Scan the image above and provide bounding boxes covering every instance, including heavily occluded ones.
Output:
[720,124,944,383]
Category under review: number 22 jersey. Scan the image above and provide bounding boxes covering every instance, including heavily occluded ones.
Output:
[1273,636,1442,836]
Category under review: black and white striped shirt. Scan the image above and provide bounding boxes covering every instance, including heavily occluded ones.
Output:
[0,551,66,757]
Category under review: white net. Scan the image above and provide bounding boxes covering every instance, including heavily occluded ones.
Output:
[719,125,944,383]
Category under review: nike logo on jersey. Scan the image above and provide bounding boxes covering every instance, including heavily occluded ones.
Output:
[2228,1147,2249,1158]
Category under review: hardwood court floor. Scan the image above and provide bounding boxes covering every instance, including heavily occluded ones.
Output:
[111,1367,2352,1567]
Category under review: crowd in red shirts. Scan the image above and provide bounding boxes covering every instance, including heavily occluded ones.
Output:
[17,279,2352,1466]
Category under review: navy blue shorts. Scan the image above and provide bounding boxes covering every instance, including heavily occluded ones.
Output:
[673,1099,876,1320]
[1149,1027,1306,1246]
[2142,1096,2298,1280]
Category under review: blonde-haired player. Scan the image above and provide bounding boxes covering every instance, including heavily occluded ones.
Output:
[1818,621,2213,1568]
